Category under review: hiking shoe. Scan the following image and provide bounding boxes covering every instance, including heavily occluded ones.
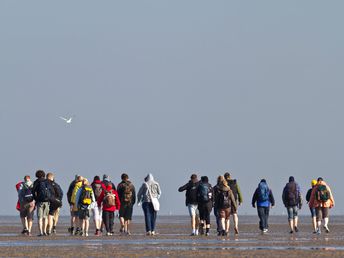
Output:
[126,231,131,236]
[106,232,111,236]
[74,228,80,236]
[146,231,152,236]
[316,228,321,235]
[205,232,210,236]
[234,228,239,235]
[294,227,299,232]
[263,229,268,233]
[324,226,330,233]
[289,230,294,234]
[21,229,28,235]
[195,229,199,236]
[37,233,44,237]
[151,231,156,236]
[190,232,196,236]
[52,226,57,234]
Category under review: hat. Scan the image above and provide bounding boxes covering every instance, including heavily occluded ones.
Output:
[289,176,295,182]
[311,179,317,186]
[103,174,110,182]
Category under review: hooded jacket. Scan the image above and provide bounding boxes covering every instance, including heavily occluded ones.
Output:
[309,181,335,208]
[71,181,83,211]
[137,174,161,204]
[214,183,237,210]
[97,185,121,212]
[117,180,136,205]
[252,182,275,208]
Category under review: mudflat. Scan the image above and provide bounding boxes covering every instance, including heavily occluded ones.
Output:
[0,215,343,257]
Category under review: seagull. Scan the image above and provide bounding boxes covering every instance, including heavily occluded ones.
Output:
[59,116,73,124]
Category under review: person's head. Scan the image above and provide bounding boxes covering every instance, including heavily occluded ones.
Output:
[121,173,129,181]
[218,175,227,187]
[74,174,80,181]
[82,178,89,186]
[317,177,323,182]
[103,174,110,182]
[260,179,266,183]
[289,176,295,182]
[201,176,208,183]
[190,174,197,182]
[145,173,154,182]
[93,175,100,181]
[76,175,83,182]
[23,175,31,183]
[224,172,231,180]
[311,179,317,187]
[35,170,45,179]
[46,172,54,181]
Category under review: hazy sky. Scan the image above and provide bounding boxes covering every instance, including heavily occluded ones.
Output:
[1,1,343,216]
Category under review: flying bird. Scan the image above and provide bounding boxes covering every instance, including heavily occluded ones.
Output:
[59,116,73,124]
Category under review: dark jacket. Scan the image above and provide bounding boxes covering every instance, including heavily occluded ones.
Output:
[197,182,213,205]
[67,180,76,205]
[32,178,52,203]
[47,180,63,208]
[117,180,136,206]
[178,180,199,206]
[252,185,275,208]
[226,179,243,204]
[214,184,237,210]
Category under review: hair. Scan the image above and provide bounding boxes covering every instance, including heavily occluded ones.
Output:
[76,175,83,182]
[217,175,223,184]
[289,176,295,182]
[24,175,31,181]
[121,173,129,181]
[224,172,231,180]
[82,178,89,185]
[94,175,100,181]
[260,179,266,183]
[218,175,228,187]
[317,177,324,182]
[201,176,209,183]
[35,170,45,179]
[190,174,197,180]
[46,172,54,181]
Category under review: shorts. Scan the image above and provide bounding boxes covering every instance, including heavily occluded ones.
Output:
[49,204,60,216]
[219,208,230,219]
[310,207,316,218]
[71,210,79,217]
[287,206,298,220]
[20,202,35,220]
[119,205,133,220]
[92,207,102,221]
[187,204,199,217]
[316,207,329,221]
[37,202,50,219]
[231,205,237,215]
[79,209,90,220]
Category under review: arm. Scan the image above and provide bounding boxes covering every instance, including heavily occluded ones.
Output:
[230,191,238,211]
[251,188,258,207]
[156,183,161,199]
[132,185,136,205]
[269,190,275,206]
[137,184,144,204]
[114,190,121,211]
[236,183,243,204]
[178,182,189,192]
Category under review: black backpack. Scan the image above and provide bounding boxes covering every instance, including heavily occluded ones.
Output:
[52,182,63,207]
[37,180,52,202]
[21,184,34,203]
[218,190,230,209]
[198,183,212,203]
[286,182,298,206]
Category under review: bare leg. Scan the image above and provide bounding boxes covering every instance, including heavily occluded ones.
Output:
[233,213,239,231]
[27,219,33,234]
[21,217,28,231]
[47,215,54,234]
[120,217,125,232]
[225,218,230,233]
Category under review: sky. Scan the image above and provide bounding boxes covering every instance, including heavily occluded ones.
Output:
[1,1,344,216]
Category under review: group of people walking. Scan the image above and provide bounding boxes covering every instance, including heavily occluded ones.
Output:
[179,173,335,236]
[16,170,161,237]
[16,170,335,237]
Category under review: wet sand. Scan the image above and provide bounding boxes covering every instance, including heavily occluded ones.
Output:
[1,215,344,257]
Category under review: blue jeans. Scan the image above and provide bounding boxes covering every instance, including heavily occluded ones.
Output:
[257,206,270,230]
[142,202,157,232]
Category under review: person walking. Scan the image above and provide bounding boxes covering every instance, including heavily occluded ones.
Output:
[32,170,53,236]
[309,177,335,234]
[91,176,104,236]
[117,173,136,235]
[46,172,63,235]
[252,179,275,233]
[178,174,200,236]
[67,175,80,234]
[224,172,243,234]
[98,184,121,236]
[214,176,237,236]
[306,179,318,233]
[197,176,213,236]
[70,175,84,235]
[282,176,302,234]
[18,175,35,236]
[137,173,161,236]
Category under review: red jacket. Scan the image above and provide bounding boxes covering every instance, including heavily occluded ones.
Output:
[97,188,121,212]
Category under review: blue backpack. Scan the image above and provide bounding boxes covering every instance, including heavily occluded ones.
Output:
[198,183,211,202]
[258,182,269,202]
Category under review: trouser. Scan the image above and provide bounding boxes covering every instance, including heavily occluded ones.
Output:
[142,202,157,232]
[213,207,220,231]
[257,206,270,230]
[102,211,114,233]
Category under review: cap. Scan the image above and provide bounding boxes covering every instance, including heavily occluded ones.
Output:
[311,179,317,186]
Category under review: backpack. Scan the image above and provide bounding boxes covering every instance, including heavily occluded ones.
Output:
[258,182,269,202]
[92,183,103,200]
[123,182,133,203]
[80,186,93,206]
[198,183,212,203]
[21,184,34,203]
[218,190,230,209]
[315,185,330,202]
[285,182,298,206]
[37,180,52,202]
[51,182,63,207]
[103,191,116,207]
